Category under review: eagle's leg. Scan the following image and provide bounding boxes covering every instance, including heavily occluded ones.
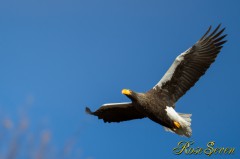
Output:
[173,121,181,129]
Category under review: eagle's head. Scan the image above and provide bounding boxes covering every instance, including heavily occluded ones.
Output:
[121,89,139,101]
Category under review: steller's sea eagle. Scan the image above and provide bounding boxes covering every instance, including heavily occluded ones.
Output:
[86,24,227,137]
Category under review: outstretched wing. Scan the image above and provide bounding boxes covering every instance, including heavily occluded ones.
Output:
[152,24,227,103]
[86,102,146,123]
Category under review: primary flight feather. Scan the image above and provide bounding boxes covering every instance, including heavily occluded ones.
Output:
[86,24,227,137]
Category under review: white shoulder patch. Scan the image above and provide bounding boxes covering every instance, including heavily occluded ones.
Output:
[102,102,131,107]
[153,51,188,90]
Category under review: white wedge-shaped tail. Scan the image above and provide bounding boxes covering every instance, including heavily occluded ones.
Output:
[164,106,192,137]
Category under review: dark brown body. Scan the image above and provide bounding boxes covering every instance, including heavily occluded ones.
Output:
[131,90,175,129]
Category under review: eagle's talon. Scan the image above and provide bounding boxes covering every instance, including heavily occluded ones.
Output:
[174,121,181,129]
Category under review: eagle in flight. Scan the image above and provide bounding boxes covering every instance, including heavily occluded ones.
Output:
[86,24,227,137]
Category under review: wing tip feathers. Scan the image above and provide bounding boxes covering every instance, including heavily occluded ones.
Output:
[85,107,94,115]
[200,24,227,42]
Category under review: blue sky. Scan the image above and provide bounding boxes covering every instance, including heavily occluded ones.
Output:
[0,0,239,158]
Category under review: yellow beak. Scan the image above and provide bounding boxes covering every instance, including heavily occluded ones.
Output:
[122,89,132,95]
